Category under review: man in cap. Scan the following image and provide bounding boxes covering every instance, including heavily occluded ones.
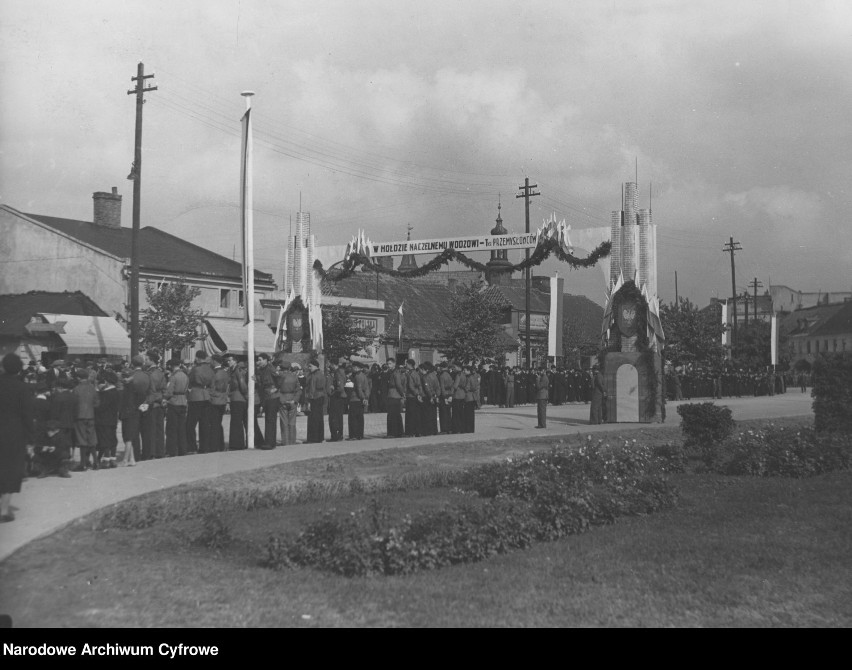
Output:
[589,363,607,425]
[186,350,214,454]
[121,354,150,465]
[277,361,303,446]
[208,354,230,451]
[141,349,166,460]
[347,361,369,440]
[327,358,348,442]
[535,363,550,429]
[304,358,326,443]
[403,358,424,437]
[164,358,189,456]
[224,354,247,450]
[385,358,405,438]
[255,352,280,449]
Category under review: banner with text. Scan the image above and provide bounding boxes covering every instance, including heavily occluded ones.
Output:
[368,232,539,257]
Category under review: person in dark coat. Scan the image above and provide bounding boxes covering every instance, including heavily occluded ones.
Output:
[589,364,607,425]
[1,353,35,522]
[95,371,121,468]
[535,365,549,429]
[304,359,327,443]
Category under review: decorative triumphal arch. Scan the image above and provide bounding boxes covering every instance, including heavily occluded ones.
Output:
[279,181,664,423]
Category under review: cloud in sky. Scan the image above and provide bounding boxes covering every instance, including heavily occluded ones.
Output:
[2,0,851,304]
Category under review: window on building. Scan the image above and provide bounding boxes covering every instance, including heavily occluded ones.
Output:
[220,289,230,309]
[834,339,838,351]
[238,290,245,308]
[825,340,829,352]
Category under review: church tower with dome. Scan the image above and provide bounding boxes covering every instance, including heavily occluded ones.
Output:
[485,197,513,286]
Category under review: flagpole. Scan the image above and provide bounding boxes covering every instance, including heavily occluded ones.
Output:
[398,302,404,363]
[242,90,256,450]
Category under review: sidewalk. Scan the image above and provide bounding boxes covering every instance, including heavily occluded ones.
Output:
[0,393,813,562]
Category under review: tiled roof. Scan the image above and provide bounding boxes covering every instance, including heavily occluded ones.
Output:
[811,301,852,337]
[0,291,106,337]
[481,284,551,312]
[21,210,274,286]
[324,273,456,345]
[780,302,846,337]
[562,293,605,343]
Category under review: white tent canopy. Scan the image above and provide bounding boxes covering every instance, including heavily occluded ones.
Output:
[39,313,130,356]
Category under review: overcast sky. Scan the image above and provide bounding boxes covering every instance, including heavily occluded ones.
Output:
[3,0,851,306]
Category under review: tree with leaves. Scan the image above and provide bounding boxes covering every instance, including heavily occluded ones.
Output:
[441,283,507,364]
[322,304,375,362]
[139,279,206,359]
[659,297,727,369]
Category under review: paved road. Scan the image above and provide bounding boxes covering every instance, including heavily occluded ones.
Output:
[0,392,813,562]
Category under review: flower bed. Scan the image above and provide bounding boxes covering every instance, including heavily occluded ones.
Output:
[264,439,679,577]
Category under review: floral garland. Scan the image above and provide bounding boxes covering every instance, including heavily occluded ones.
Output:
[314,239,612,283]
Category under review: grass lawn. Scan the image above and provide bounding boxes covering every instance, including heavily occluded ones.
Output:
[2,417,850,628]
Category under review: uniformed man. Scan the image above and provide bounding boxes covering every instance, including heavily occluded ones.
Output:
[421,362,440,436]
[451,362,468,434]
[277,361,303,446]
[404,358,424,437]
[304,358,326,444]
[164,358,189,456]
[224,354,247,450]
[347,362,369,440]
[186,350,214,454]
[141,350,167,459]
[208,354,230,451]
[255,352,280,449]
[535,364,550,429]
[385,358,405,438]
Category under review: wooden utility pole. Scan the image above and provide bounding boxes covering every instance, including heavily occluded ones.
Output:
[127,62,157,358]
[722,236,742,349]
[516,177,539,368]
[751,277,764,320]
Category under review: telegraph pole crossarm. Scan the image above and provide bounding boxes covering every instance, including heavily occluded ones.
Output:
[126,62,157,359]
[517,177,540,368]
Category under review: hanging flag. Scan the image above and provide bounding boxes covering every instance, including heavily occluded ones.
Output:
[398,302,404,345]
[240,106,253,326]
[548,275,564,358]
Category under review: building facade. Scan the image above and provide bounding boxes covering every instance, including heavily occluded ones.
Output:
[1,189,278,358]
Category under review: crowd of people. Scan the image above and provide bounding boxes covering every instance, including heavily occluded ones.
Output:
[0,348,806,524]
[664,365,808,401]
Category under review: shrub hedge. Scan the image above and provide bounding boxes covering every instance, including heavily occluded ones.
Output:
[812,353,852,434]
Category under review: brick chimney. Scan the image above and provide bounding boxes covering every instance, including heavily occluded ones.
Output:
[93,187,122,228]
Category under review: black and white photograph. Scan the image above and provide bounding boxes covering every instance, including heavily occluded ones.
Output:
[1,0,851,631]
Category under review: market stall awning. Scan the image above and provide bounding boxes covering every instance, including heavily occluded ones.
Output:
[202,318,277,356]
[39,313,130,356]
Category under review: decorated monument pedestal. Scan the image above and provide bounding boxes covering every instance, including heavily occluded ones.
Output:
[600,279,665,423]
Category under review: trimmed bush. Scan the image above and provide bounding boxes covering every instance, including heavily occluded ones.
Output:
[676,402,735,467]
[812,353,852,434]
